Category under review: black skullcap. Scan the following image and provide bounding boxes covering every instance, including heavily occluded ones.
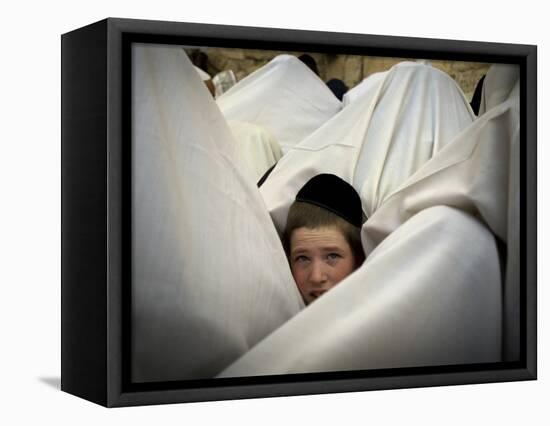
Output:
[296,174,364,228]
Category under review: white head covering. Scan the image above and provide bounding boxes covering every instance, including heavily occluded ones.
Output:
[216,54,342,153]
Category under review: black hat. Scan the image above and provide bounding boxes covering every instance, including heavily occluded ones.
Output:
[296,174,364,228]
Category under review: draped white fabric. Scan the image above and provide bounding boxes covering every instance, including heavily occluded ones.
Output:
[228,120,282,182]
[260,62,475,231]
[131,44,303,382]
[363,94,519,252]
[362,65,519,362]
[475,63,521,360]
[341,71,386,107]
[216,55,342,154]
[194,65,211,81]
[219,206,502,376]
[218,63,518,377]
[478,64,520,116]
[131,44,519,380]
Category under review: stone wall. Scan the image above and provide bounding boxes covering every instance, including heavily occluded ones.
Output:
[189,47,491,101]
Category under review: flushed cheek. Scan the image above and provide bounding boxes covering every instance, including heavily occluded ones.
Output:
[334,269,351,282]
[291,270,308,291]
[332,259,356,281]
[292,271,315,299]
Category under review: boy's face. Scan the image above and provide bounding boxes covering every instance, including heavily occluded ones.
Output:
[289,226,357,305]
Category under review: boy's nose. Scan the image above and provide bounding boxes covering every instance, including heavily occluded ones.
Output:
[309,261,328,285]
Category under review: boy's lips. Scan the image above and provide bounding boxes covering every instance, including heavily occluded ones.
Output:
[310,289,327,300]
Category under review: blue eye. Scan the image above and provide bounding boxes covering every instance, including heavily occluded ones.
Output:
[294,255,310,263]
[327,253,341,261]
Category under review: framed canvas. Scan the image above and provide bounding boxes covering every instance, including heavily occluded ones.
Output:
[61,17,537,407]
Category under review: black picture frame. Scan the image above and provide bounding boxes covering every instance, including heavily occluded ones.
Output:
[61,17,537,407]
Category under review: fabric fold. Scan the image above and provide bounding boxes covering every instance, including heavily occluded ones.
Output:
[131,49,520,380]
[217,54,342,154]
[260,62,474,232]
[131,44,303,382]
[219,206,502,377]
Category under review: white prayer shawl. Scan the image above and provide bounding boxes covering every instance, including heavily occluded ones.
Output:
[361,94,520,362]
[219,206,502,376]
[341,71,386,107]
[228,120,282,183]
[362,96,519,251]
[478,64,520,116]
[476,63,520,360]
[220,77,520,378]
[131,44,303,382]
[216,55,342,154]
[131,44,519,380]
[260,62,475,232]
